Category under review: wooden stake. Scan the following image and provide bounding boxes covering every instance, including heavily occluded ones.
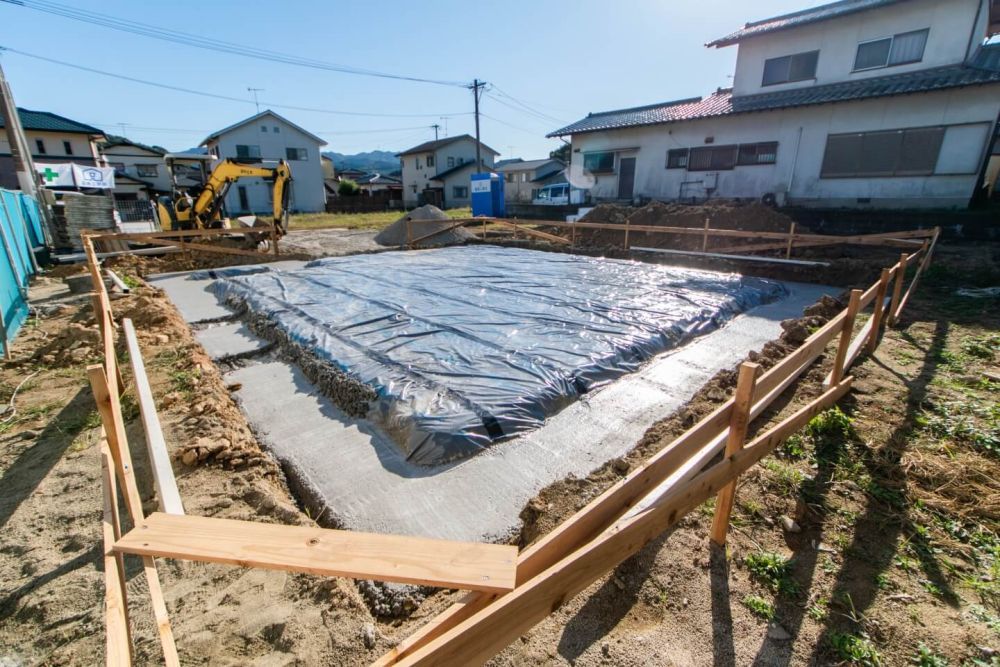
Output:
[571,220,576,246]
[271,220,279,257]
[87,366,180,666]
[623,217,630,251]
[785,222,796,259]
[701,218,710,252]
[710,362,758,546]
[829,289,862,386]
[100,439,133,665]
[406,217,412,248]
[0,307,10,361]
[887,252,908,327]
[865,268,891,354]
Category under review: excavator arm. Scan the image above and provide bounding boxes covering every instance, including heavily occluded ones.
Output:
[159,157,293,236]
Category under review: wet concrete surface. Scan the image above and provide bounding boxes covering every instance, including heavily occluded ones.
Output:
[150,257,832,542]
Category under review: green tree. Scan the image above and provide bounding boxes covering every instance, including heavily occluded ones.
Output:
[338,178,360,197]
[549,143,570,162]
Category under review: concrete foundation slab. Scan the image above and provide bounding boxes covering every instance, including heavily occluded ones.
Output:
[153,253,831,543]
[195,322,272,361]
[227,282,830,542]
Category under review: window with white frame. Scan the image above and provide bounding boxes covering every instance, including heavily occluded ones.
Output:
[583,151,614,173]
[688,145,738,171]
[820,126,944,178]
[286,147,308,160]
[136,163,159,177]
[666,148,689,169]
[762,50,819,86]
[737,142,778,166]
[453,185,468,198]
[427,154,435,167]
[447,156,455,168]
[236,144,261,159]
[853,29,928,71]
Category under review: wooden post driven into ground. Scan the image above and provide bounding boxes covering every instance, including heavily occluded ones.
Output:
[866,268,892,354]
[887,252,909,326]
[785,222,796,259]
[830,289,862,386]
[701,218,710,252]
[710,362,758,545]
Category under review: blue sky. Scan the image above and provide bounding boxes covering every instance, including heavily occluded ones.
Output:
[0,0,821,160]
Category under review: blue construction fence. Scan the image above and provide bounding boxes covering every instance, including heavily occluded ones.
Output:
[1,189,45,347]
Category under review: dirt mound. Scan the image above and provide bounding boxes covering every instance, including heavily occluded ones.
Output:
[577,200,808,251]
[374,205,474,247]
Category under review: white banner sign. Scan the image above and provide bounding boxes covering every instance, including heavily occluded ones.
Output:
[470,178,492,194]
[35,163,74,187]
[72,164,116,189]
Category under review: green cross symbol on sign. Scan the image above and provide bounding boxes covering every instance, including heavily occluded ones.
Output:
[41,167,59,182]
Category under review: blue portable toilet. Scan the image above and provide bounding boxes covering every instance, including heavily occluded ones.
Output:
[470,172,505,217]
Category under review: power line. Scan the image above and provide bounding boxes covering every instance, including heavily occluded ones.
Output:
[487,85,569,124]
[0,46,472,119]
[1,0,469,88]
[485,93,565,128]
[479,113,544,136]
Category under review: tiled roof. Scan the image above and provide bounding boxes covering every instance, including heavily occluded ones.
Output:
[398,134,499,156]
[707,0,906,48]
[99,135,167,156]
[430,159,490,181]
[0,108,104,134]
[201,109,327,146]
[549,51,1000,137]
[494,158,563,172]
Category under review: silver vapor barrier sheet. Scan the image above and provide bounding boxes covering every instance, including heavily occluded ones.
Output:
[209,246,788,465]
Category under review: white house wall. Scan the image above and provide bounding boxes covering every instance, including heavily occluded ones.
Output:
[208,116,325,214]
[100,145,172,193]
[401,137,496,207]
[570,85,1000,208]
[732,0,986,96]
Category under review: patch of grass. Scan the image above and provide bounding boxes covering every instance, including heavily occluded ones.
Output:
[808,596,829,620]
[780,433,807,459]
[288,207,472,231]
[761,459,805,497]
[742,594,775,620]
[961,334,999,361]
[828,632,884,666]
[745,551,799,596]
[967,604,1000,635]
[916,400,1000,459]
[912,643,949,667]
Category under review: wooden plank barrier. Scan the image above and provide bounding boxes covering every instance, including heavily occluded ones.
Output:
[115,513,518,593]
[100,439,133,665]
[395,379,853,666]
[122,319,185,515]
[710,362,758,545]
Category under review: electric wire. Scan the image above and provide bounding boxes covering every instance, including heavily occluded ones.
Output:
[1,0,469,88]
[0,47,471,119]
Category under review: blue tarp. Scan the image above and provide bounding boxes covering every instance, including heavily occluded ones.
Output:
[0,189,42,344]
[212,246,788,465]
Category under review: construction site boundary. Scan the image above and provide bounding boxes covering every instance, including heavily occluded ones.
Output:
[80,223,939,666]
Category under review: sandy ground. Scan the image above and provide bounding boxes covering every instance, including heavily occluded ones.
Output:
[0,241,997,666]
[280,228,383,257]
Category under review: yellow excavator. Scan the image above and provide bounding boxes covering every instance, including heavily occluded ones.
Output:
[156,153,292,242]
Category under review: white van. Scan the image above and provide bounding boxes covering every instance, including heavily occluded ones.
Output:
[532,183,584,205]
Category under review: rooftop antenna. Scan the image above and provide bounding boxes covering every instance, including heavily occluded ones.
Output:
[439,116,450,137]
[247,87,264,113]
[118,122,128,138]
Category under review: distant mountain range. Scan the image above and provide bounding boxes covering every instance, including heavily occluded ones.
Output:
[322,150,400,173]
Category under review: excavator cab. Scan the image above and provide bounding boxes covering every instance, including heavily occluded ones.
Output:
[157,153,292,240]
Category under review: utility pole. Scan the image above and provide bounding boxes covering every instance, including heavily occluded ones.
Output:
[0,54,54,245]
[247,87,264,113]
[471,79,484,174]
[431,123,441,141]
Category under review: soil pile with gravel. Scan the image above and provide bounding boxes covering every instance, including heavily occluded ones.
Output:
[374,205,474,247]
[577,200,809,251]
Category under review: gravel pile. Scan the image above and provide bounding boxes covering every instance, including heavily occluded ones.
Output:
[374,205,474,247]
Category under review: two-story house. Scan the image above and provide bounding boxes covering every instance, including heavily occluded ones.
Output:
[201,110,327,214]
[550,0,1000,209]
[494,158,566,202]
[0,108,106,190]
[98,136,172,200]
[398,135,498,208]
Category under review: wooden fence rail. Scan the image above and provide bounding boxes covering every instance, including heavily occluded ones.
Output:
[81,224,937,666]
